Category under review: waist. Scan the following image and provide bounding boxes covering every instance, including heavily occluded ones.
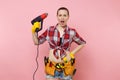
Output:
[44,56,75,67]
[48,49,65,63]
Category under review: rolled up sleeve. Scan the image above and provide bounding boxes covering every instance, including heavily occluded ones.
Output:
[72,30,86,45]
[38,29,48,44]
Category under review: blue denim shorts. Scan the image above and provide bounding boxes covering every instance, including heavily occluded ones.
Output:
[46,70,72,80]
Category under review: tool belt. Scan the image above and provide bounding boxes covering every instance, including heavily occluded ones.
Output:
[44,56,76,76]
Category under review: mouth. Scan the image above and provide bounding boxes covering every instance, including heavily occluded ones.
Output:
[61,21,65,24]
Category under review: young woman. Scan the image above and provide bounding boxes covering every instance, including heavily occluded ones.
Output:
[32,7,86,80]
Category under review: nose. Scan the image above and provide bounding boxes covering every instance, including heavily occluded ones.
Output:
[61,16,64,20]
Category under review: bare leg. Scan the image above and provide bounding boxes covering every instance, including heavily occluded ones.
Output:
[56,78,61,80]
[46,78,55,80]
[46,78,62,80]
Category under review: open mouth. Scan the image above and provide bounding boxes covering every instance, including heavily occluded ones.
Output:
[61,21,65,24]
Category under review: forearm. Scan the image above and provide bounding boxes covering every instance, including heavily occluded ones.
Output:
[71,44,85,55]
[32,32,39,45]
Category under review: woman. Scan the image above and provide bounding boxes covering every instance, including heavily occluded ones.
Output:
[32,7,86,80]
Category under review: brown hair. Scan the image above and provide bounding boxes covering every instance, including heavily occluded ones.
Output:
[57,7,69,16]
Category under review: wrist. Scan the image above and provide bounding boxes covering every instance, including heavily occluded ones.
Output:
[70,52,74,58]
[63,57,67,62]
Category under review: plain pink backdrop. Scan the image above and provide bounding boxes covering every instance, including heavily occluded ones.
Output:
[0,0,120,80]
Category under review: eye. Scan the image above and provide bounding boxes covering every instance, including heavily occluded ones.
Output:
[58,14,62,17]
[63,14,67,17]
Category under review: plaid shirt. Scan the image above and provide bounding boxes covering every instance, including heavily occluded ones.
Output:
[38,25,86,59]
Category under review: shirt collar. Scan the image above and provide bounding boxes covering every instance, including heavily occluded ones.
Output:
[55,24,69,32]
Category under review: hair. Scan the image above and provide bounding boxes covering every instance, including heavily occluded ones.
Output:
[57,7,69,16]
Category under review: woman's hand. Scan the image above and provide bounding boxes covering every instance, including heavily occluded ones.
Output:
[64,51,72,62]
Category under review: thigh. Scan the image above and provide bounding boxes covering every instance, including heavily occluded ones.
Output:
[46,78,61,80]
[46,78,55,80]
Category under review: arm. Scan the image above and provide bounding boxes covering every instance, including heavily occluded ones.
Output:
[63,29,86,61]
[64,44,85,61]
[71,29,86,55]
[71,43,85,55]
[32,32,39,45]
[31,22,40,45]
[32,22,47,45]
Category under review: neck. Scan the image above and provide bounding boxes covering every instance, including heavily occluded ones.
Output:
[57,24,67,29]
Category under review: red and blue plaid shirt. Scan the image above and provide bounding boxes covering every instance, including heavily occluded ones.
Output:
[38,25,86,59]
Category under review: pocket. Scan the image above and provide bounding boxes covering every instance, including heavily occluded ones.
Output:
[45,64,55,76]
[64,60,75,76]
[44,58,55,76]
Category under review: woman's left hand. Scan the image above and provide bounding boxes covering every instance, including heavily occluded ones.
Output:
[64,51,71,61]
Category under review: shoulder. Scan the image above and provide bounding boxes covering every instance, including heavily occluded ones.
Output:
[68,27,77,35]
[47,26,55,31]
[68,27,76,32]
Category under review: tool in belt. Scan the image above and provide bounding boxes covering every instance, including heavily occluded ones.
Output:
[44,56,76,76]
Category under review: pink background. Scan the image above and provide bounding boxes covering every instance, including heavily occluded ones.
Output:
[0,0,120,80]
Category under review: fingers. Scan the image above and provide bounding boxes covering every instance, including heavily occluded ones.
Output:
[32,22,41,33]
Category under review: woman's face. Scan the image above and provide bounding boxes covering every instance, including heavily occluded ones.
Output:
[57,10,69,27]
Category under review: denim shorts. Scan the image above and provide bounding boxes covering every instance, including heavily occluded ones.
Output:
[46,70,72,80]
